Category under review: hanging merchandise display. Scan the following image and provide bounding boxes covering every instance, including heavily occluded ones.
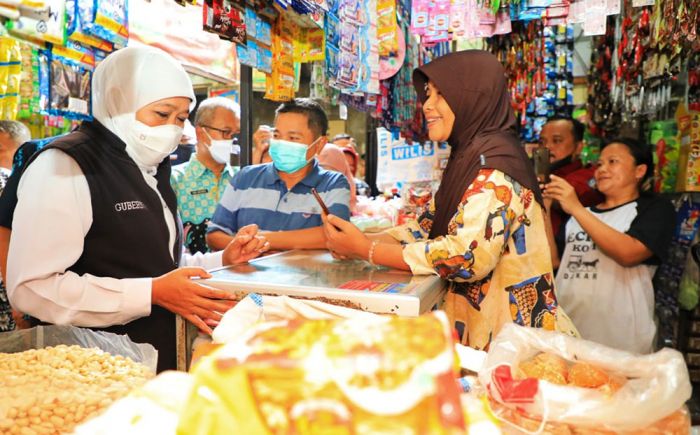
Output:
[66,0,115,52]
[655,195,700,348]
[0,37,22,121]
[265,13,295,101]
[37,44,93,121]
[203,0,247,43]
[237,5,274,73]
[488,22,574,142]
[5,0,66,46]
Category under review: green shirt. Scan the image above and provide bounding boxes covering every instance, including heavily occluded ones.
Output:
[171,154,237,254]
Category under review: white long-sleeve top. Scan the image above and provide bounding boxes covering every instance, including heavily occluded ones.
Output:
[7,149,223,327]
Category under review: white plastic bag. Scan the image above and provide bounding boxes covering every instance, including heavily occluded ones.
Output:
[479,323,691,432]
[73,371,192,435]
[212,293,378,344]
[0,324,158,371]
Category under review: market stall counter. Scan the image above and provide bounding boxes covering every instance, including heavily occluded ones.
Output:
[176,249,448,369]
[203,249,447,315]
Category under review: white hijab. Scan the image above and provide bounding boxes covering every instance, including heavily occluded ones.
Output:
[92,46,195,172]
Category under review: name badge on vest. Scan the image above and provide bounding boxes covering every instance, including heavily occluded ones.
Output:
[114,200,147,212]
[190,189,209,196]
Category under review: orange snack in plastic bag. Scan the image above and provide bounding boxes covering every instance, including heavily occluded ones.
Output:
[518,352,569,385]
[568,362,609,388]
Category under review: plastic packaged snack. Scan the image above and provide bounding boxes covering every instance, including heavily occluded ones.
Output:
[48,53,92,119]
[69,0,115,52]
[480,323,692,433]
[91,0,128,48]
[178,311,466,434]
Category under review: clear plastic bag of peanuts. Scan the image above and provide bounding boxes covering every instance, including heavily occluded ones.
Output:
[479,323,692,434]
[0,325,157,435]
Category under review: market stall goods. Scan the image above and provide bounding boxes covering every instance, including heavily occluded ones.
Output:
[0,345,153,435]
[481,324,692,433]
[517,352,627,393]
[178,311,466,434]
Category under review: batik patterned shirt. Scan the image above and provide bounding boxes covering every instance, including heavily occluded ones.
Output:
[388,168,559,350]
[171,155,236,254]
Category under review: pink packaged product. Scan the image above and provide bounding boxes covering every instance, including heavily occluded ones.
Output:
[410,0,429,35]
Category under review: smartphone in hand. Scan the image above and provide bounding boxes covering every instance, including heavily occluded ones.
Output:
[533,147,551,184]
[311,188,330,215]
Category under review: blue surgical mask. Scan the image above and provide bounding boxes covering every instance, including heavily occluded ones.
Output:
[269,137,321,173]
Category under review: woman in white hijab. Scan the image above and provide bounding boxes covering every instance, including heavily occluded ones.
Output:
[6,46,266,371]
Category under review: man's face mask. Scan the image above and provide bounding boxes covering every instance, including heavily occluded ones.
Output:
[203,128,233,165]
[268,136,321,173]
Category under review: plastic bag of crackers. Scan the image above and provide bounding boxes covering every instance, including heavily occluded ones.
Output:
[478,324,691,434]
[177,311,467,434]
[0,325,156,435]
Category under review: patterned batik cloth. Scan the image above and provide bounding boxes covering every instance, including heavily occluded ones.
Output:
[388,168,570,351]
[171,155,236,254]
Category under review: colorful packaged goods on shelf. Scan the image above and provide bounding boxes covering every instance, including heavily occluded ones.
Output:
[37,44,94,121]
[203,0,247,44]
[0,37,22,120]
[264,14,295,101]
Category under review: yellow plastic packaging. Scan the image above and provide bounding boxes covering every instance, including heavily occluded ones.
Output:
[177,312,466,434]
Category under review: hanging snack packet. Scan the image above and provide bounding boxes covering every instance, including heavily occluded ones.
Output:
[410,0,429,35]
[37,49,50,114]
[246,40,259,69]
[258,45,272,74]
[4,38,22,120]
[337,50,360,89]
[90,0,128,48]
[308,27,325,60]
[377,0,398,57]
[48,48,93,120]
[18,43,36,120]
[236,43,253,67]
[341,0,366,26]
[256,17,272,45]
[68,0,114,52]
[325,43,339,87]
[7,0,66,45]
[245,6,257,40]
[339,21,360,54]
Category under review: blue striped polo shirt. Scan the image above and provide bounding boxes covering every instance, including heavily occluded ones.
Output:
[208,159,351,235]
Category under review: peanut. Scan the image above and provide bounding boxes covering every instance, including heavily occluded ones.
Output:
[0,345,152,434]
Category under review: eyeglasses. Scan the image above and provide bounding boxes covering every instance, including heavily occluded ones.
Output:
[202,125,237,140]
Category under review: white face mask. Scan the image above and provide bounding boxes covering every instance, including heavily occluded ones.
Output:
[204,129,232,165]
[114,114,183,169]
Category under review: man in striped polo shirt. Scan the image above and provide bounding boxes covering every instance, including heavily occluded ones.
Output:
[206,98,351,251]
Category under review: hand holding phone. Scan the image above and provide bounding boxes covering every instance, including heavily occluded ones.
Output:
[533,147,551,184]
[311,188,330,216]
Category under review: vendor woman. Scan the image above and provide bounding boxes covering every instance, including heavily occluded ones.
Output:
[544,138,674,353]
[6,47,267,371]
[323,50,562,350]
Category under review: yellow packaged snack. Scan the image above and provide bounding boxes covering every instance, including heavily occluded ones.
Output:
[178,312,466,434]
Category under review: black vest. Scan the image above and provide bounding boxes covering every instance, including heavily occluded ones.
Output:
[28,121,181,372]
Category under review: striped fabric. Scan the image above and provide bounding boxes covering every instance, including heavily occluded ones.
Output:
[208,160,351,235]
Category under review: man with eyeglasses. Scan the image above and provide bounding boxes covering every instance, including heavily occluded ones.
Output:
[171,97,240,254]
